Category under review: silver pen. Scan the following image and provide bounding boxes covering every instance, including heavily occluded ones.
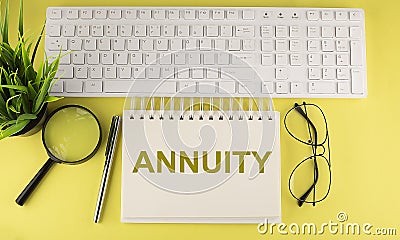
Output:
[94,115,121,223]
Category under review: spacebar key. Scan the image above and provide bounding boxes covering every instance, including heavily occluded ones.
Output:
[104,80,176,93]
[309,81,336,94]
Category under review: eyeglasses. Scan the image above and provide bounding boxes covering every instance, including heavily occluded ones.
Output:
[284,102,331,207]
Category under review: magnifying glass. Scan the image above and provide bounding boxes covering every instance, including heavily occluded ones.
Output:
[16,105,102,206]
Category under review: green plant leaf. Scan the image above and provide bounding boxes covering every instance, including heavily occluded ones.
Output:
[0,119,29,140]
[31,24,45,64]
[17,113,36,122]
[0,84,28,92]
[18,0,24,38]
[44,95,62,103]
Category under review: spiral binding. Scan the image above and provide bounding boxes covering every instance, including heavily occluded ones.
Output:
[130,97,274,121]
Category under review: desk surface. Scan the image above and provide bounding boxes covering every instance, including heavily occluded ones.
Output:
[1,0,399,239]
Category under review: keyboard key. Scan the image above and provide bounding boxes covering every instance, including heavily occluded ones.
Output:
[227,10,239,20]
[87,52,100,65]
[48,9,62,19]
[85,81,103,92]
[276,54,288,66]
[221,67,254,80]
[290,54,302,66]
[206,68,219,79]
[66,9,79,20]
[163,25,175,37]
[307,11,319,21]
[106,25,118,37]
[308,53,321,65]
[47,38,67,51]
[350,27,361,38]
[336,40,349,52]
[98,39,111,51]
[262,82,274,94]
[63,25,75,37]
[307,26,320,38]
[168,10,180,19]
[139,10,151,19]
[308,68,321,79]
[351,69,364,94]
[338,82,350,94]
[261,40,274,52]
[291,82,304,94]
[350,41,363,66]
[119,66,131,79]
[92,25,104,37]
[178,25,190,37]
[109,10,122,19]
[261,26,274,38]
[350,11,362,21]
[236,26,254,37]
[177,67,190,79]
[133,67,146,79]
[145,53,157,64]
[94,10,107,19]
[203,53,215,65]
[322,68,335,79]
[160,53,172,65]
[336,54,349,66]
[134,25,147,37]
[199,82,216,93]
[206,26,219,37]
[212,10,224,20]
[308,40,320,52]
[101,52,114,65]
[80,10,93,19]
[337,68,350,79]
[238,82,256,94]
[289,40,302,52]
[84,39,96,51]
[262,54,273,66]
[127,39,139,51]
[242,10,255,20]
[335,11,348,21]
[200,39,212,50]
[156,39,169,51]
[153,10,166,19]
[275,68,288,80]
[231,53,255,65]
[336,26,348,38]
[148,67,161,79]
[104,67,117,78]
[51,81,63,92]
[184,10,196,20]
[321,11,334,21]
[90,66,103,78]
[199,10,210,20]
[322,40,335,52]
[309,81,336,94]
[192,25,204,37]
[142,39,153,51]
[120,25,133,37]
[275,26,288,38]
[322,26,334,38]
[242,39,254,51]
[214,39,226,51]
[171,39,183,50]
[162,67,175,78]
[72,52,84,65]
[179,81,196,93]
[47,25,61,37]
[56,66,73,79]
[217,52,230,65]
[219,81,236,94]
[289,26,300,37]
[116,52,128,65]
[125,10,137,19]
[174,53,186,65]
[192,68,204,79]
[65,80,83,92]
[276,82,289,93]
[276,40,288,51]
[322,53,335,66]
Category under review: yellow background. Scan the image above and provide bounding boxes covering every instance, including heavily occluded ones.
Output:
[0,0,398,239]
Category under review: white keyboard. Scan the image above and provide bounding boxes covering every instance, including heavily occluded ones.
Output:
[46,7,367,98]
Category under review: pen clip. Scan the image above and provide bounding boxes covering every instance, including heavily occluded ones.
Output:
[105,116,118,157]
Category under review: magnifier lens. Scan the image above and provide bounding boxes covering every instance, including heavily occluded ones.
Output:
[43,107,101,162]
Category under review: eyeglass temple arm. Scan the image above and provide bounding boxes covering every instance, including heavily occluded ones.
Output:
[294,103,320,207]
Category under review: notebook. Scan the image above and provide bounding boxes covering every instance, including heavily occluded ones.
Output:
[121,98,281,223]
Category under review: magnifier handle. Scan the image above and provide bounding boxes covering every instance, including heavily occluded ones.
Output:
[16,159,55,206]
